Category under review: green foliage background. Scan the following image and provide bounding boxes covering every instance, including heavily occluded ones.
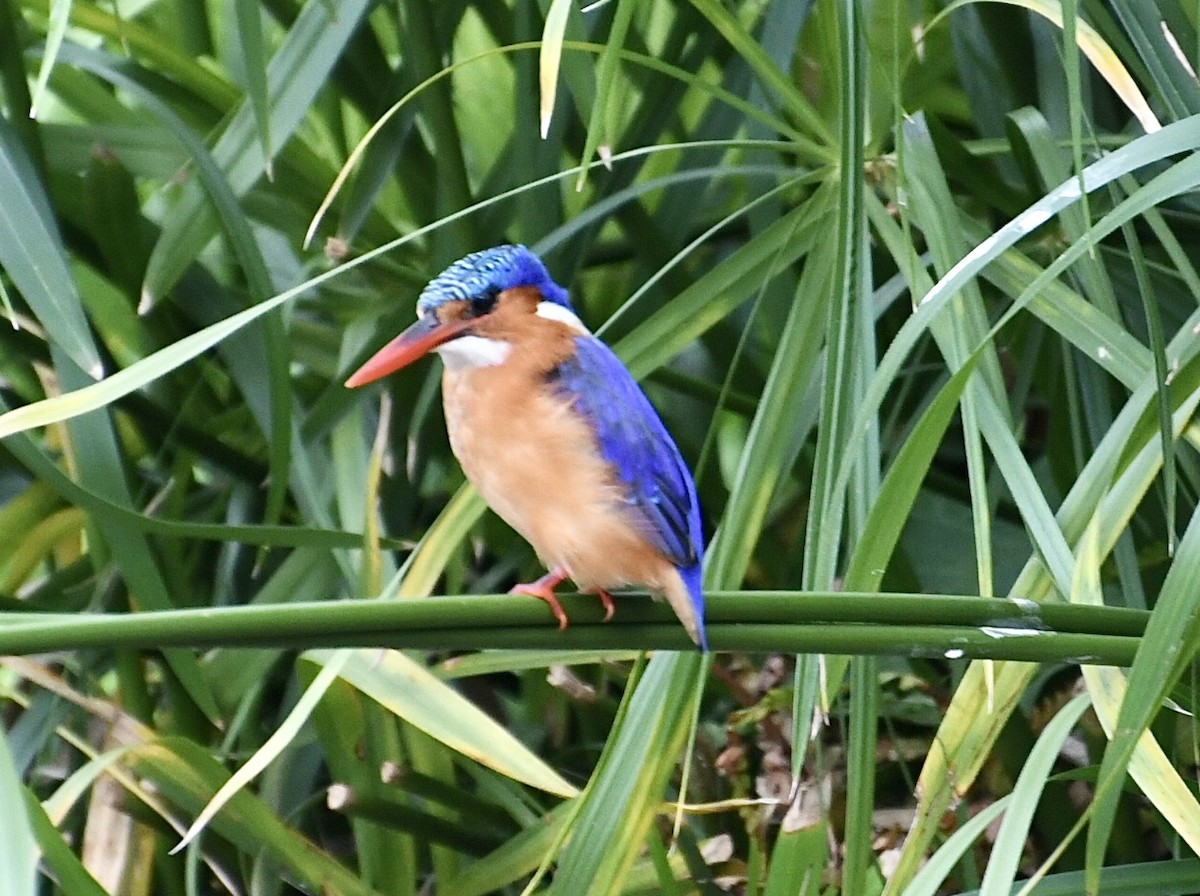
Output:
[1,0,1200,894]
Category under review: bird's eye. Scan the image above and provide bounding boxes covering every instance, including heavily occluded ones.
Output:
[469,287,500,318]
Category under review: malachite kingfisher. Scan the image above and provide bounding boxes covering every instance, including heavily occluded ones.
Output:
[346,245,707,649]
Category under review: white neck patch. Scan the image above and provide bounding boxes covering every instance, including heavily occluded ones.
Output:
[434,336,512,370]
[536,301,590,334]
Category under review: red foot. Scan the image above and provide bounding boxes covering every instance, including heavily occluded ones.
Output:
[510,572,618,628]
[511,568,570,630]
[592,589,615,622]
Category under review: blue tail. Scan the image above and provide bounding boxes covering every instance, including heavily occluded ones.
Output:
[678,562,708,651]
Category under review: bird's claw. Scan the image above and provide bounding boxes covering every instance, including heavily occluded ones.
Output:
[594,589,615,623]
[511,569,570,630]
[511,571,617,629]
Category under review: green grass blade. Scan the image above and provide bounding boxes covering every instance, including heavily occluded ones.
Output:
[1106,0,1200,121]
[304,649,577,798]
[843,356,982,590]
[900,797,1011,896]
[142,0,373,301]
[858,115,1200,455]
[1085,498,1200,889]
[704,203,831,586]
[0,284,294,439]
[978,692,1091,895]
[0,729,37,895]
[539,0,572,138]
[574,0,635,187]
[844,656,879,894]
[56,43,275,300]
[128,737,378,896]
[897,115,1008,601]
[21,787,107,896]
[547,652,704,895]
[830,4,879,888]
[440,801,573,896]
[1120,213,1176,553]
[27,0,70,120]
[935,0,1160,131]
[689,0,833,148]
[1074,516,1200,879]
[0,121,100,377]
[886,342,1200,893]
[172,653,350,852]
[616,192,832,377]
[233,0,273,178]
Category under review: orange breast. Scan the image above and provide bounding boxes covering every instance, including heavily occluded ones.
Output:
[441,362,679,595]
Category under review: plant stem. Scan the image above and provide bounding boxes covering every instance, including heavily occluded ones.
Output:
[0,592,1145,663]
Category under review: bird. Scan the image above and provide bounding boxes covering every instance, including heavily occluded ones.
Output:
[345,244,707,649]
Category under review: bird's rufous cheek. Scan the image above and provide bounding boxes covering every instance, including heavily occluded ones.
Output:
[345,316,473,387]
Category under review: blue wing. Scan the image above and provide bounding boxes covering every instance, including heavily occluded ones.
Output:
[550,337,703,570]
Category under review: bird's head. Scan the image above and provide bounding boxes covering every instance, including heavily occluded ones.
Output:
[346,244,586,387]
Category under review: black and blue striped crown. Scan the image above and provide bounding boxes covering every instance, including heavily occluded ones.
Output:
[417,245,570,314]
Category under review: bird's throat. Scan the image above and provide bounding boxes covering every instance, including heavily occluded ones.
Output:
[434,336,513,370]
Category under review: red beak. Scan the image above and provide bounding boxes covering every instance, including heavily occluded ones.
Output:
[345,316,472,388]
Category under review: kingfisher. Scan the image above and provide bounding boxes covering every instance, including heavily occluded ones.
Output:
[346,245,707,649]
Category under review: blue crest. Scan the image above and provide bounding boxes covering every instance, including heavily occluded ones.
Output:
[417,245,571,314]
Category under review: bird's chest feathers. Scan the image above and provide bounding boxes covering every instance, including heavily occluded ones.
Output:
[440,362,635,571]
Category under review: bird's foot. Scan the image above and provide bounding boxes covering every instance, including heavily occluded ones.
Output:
[590,589,615,622]
[511,568,570,630]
